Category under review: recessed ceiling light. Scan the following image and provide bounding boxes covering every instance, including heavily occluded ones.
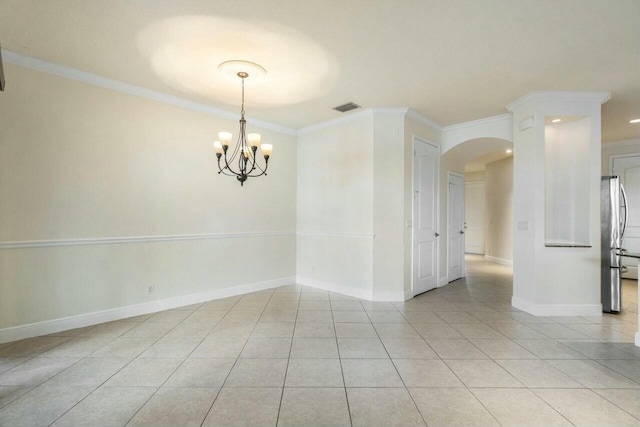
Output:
[630,118,640,124]
[551,118,562,123]
[506,149,513,154]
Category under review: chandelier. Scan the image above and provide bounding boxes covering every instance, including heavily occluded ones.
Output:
[213,61,272,186]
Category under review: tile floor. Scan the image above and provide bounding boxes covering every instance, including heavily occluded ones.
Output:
[0,255,638,426]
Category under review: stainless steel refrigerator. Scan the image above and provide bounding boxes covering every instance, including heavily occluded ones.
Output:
[601,176,628,313]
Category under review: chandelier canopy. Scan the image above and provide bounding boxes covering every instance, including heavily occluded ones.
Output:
[213,61,272,186]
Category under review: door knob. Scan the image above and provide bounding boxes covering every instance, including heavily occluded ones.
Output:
[459,231,464,235]
[435,233,440,237]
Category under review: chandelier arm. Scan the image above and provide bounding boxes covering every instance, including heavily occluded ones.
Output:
[246,159,269,177]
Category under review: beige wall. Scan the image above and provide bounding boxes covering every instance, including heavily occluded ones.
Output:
[484,157,513,263]
[296,114,374,298]
[0,64,297,330]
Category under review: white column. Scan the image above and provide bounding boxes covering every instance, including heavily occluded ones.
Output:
[506,91,610,316]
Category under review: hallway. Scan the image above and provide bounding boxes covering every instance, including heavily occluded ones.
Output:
[0,256,638,426]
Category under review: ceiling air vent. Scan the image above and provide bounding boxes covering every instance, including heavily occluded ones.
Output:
[333,102,361,113]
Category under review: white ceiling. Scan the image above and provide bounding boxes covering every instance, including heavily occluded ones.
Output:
[1,0,639,141]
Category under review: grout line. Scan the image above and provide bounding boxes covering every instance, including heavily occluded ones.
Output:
[331,293,354,427]
[274,285,302,426]
[362,302,430,427]
[198,289,280,427]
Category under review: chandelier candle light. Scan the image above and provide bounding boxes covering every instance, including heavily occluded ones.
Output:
[213,60,272,186]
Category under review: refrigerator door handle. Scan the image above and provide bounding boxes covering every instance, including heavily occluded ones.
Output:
[620,184,628,238]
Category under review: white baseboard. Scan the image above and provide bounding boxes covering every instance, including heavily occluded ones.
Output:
[371,291,408,302]
[635,332,640,348]
[296,276,373,300]
[485,255,513,267]
[511,296,602,317]
[437,276,449,287]
[0,276,295,344]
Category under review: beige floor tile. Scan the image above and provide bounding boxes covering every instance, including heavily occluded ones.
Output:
[596,359,640,383]
[122,321,176,338]
[0,358,29,374]
[51,386,155,427]
[394,359,464,387]
[146,310,192,324]
[514,339,588,359]
[0,357,79,386]
[191,336,247,358]
[293,322,335,338]
[427,339,488,359]
[496,359,582,388]
[451,323,504,339]
[0,385,94,427]
[138,336,203,359]
[548,359,640,388]
[202,387,281,427]
[330,302,364,311]
[89,337,157,358]
[535,388,640,427]
[334,322,378,338]
[437,312,483,324]
[82,320,138,337]
[593,388,640,419]
[251,322,295,338]
[409,387,499,427]
[296,310,333,323]
[0,336,69,357]
[298,300,331,311]
[331,311,370,323]
[164,358,235,387]
[337,338,388,358]
[39,335,114,358]
[0,385,32,408]
[446,360,523,388]
[240,337,292,358]
[413,323,464,339]
[472,388,572,427]
[225,359,288,387]
[373,323,421,338]
[341,359,403,387]
[562,341,636,359]
[104,358,182,386]
[347,388,426,427]
[400,311,445,324]
[366,311,407,323]
[290,338,339,359]
[128,387,219,427]
[278,388,351,427]
[488,323,548,339]
[382,339,439,359]
[45,357,129,386]
[528,323,591,339]
[470,338,537,359]
[285,359,344,387]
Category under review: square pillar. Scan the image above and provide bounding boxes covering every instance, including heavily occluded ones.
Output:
[506,91,610,316]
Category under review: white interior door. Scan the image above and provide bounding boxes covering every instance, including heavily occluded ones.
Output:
[612,155,640,279]
[413,139,439,295]
[448,172,465,281]
[464,181,485,254]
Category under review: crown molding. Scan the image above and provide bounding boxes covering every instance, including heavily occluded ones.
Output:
[297,108,375,135]
[2,50,297,136]
[505,90,612,112]
[442,113,512,133]
[405,108,443,132]
[602,138,640,148]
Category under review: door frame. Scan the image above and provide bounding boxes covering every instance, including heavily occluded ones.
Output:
[412,135,440,296]
[447,171,466,280]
